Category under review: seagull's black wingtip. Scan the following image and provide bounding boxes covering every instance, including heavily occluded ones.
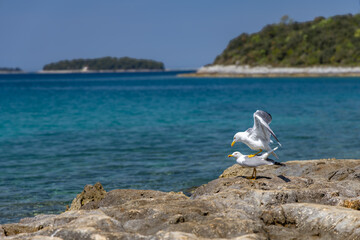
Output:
[275,162,286,166]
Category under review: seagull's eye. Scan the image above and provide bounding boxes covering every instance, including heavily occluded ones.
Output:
[233,137,235,139]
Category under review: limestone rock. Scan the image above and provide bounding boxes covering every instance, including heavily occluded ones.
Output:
[68,182,106,211]
[264,203,360,239]
[2,159,360,239]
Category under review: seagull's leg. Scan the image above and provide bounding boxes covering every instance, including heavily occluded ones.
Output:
[271,151,279,159]
[247,168,257,180]
[248,149,262,158]
[246,168,256,179]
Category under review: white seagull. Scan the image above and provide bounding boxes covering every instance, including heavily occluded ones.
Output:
[231,110,281,158]
[228,147,284,180]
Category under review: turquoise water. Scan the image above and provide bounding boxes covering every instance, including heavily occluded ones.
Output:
[1,72,360,224]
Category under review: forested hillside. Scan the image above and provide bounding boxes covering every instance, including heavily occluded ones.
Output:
[214,14,360,66]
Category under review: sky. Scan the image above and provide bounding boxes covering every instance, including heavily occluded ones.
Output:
[0,0,359,71]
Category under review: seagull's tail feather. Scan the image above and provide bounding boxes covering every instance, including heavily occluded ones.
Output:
[263,147,279,159]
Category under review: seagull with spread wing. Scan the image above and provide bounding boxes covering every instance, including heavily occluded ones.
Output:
[231,110,281,158]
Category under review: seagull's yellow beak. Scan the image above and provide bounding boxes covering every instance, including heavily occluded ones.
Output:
[228,154,233,157]
[231,140,235,147]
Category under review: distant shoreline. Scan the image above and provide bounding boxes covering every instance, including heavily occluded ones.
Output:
[180,65,360,77]
[0,69,196,75]
[0,71,24,74]
[38,69,167,74]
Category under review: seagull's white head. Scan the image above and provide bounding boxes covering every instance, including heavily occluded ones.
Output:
[231,132,246,147]
[228,151,242,158]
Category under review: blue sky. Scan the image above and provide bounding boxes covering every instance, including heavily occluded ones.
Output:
[0,0,359,71]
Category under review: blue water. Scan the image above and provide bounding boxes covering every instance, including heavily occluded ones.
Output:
[1,71,360,224]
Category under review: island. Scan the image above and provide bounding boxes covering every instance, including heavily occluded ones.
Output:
[41,56,165,73]
[185,14,360,77]
[0,67,23,73]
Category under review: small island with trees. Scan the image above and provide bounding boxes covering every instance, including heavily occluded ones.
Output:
[186,13,360,77]
[42,56,165,73]
[0,67,23,73]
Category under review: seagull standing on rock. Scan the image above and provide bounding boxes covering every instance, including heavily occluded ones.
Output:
[231,110,281,158]
[228,147,285,180]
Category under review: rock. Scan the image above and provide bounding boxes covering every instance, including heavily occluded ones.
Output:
[264,203,360,239]
[340,198,360,210]
[219,159,360,179]
[2,159,360,239]
[68,182,106,211]
[0,224,42,236]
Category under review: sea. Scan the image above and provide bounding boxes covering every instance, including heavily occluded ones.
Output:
[1,71,360,224]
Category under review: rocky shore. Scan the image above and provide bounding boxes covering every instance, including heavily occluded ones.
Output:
[2,158,360,239]
[181,65,360,77]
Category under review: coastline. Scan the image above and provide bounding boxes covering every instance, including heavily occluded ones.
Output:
[180,65,360,77]
[0,71,25,74]
[2,158,360,239]
[38,69,166,74]
[0,69,196,75]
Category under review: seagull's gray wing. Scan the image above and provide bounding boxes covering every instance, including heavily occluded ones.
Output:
[244,156,274,167]
[252,111,271,142]
[253,111,281,146]
[254,110,272,125]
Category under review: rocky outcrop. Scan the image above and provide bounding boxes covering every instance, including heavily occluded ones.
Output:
[2,159,360,240]
[68,182,106,211]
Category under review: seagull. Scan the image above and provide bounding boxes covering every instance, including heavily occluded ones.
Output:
[228,147,284,180]
[231,110,281,158]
